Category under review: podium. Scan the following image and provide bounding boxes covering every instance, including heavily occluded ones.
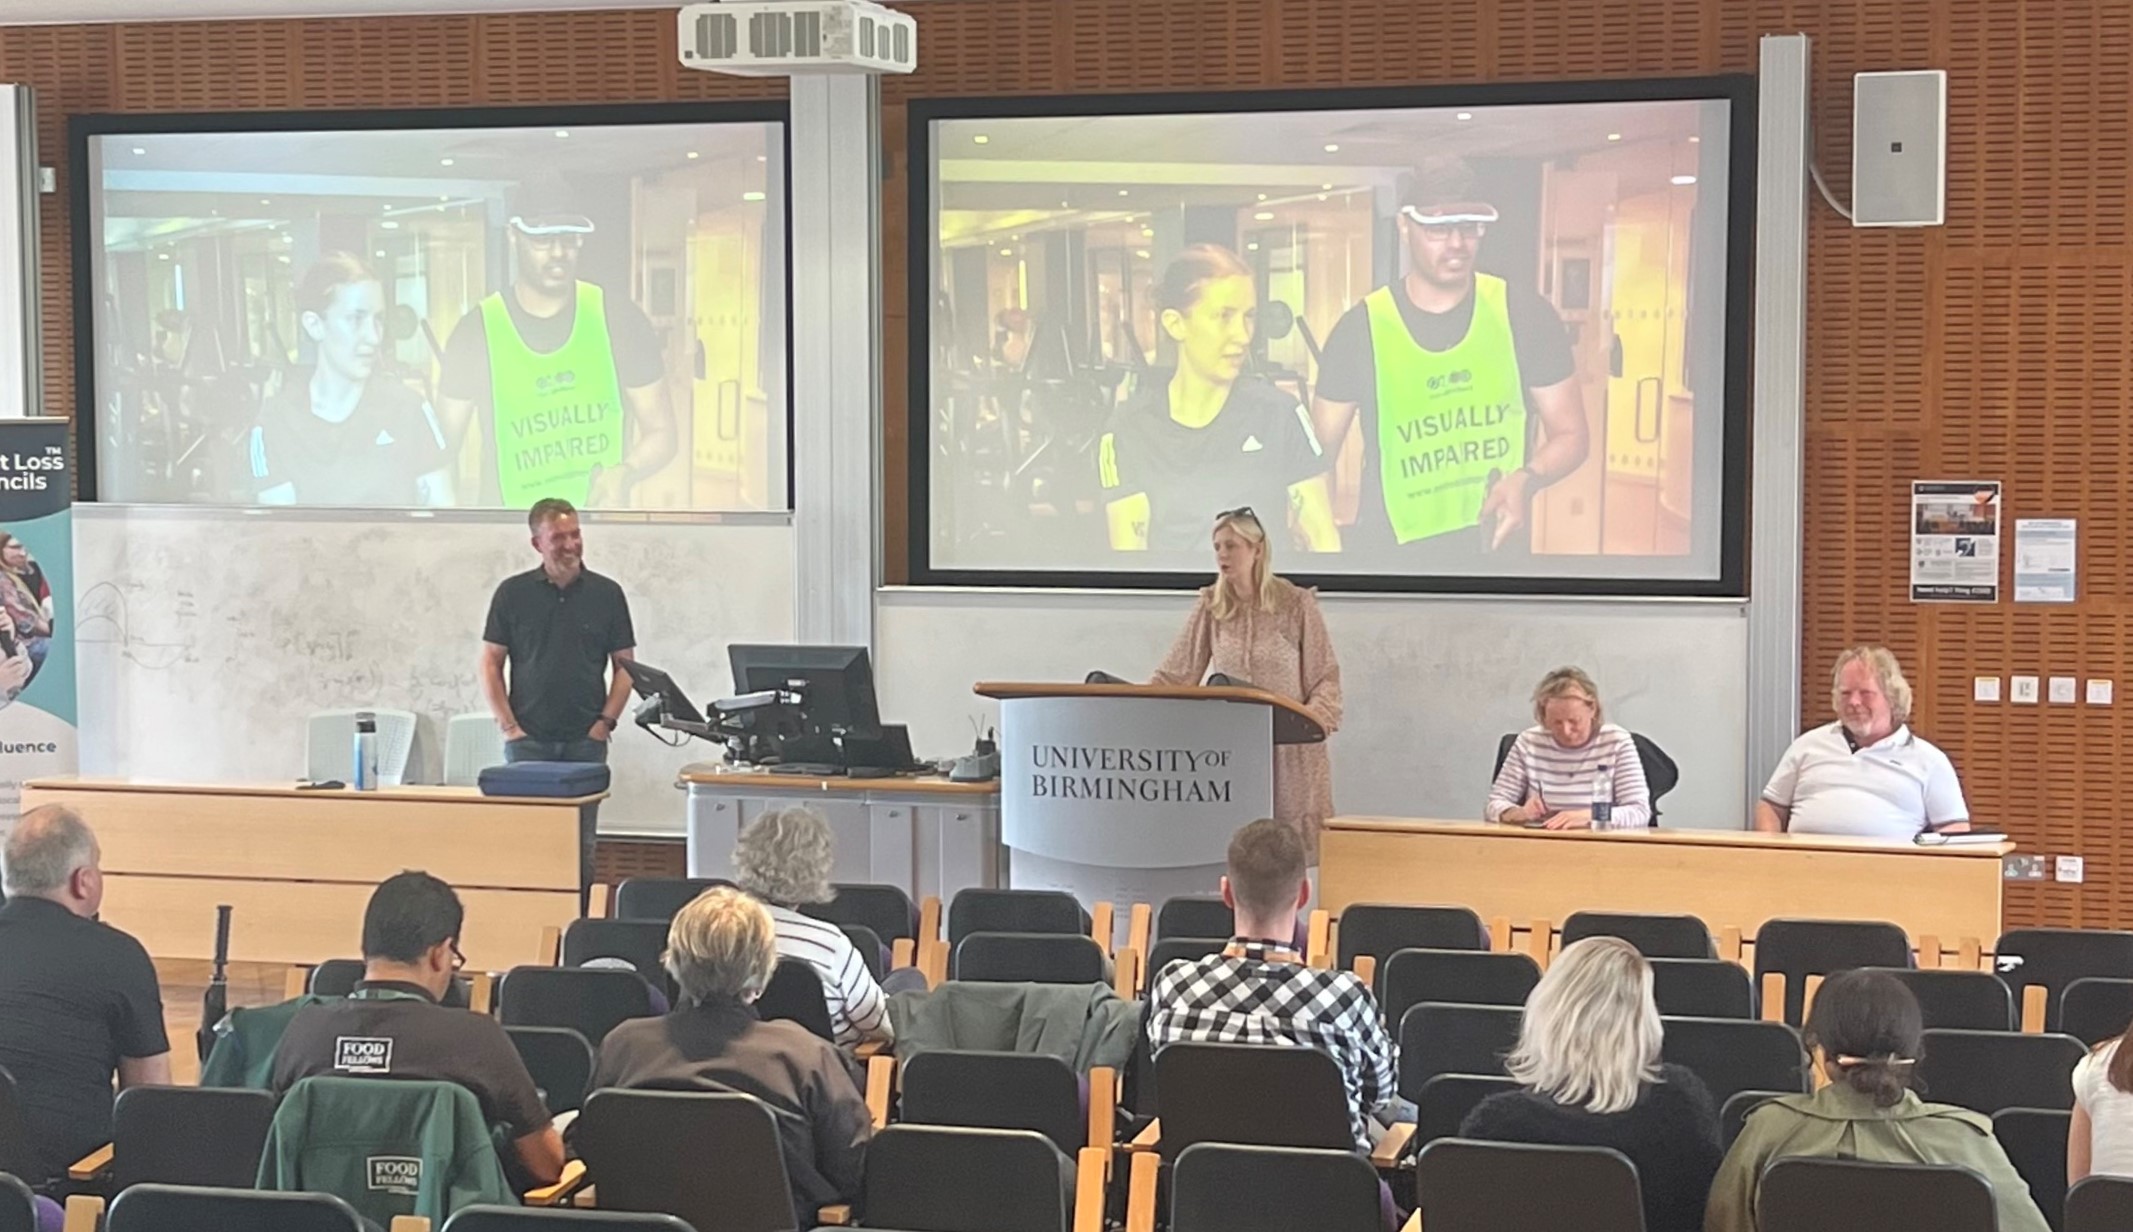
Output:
[974,682,1327,917]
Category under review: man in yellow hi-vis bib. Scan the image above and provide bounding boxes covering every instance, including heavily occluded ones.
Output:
[439,186,676,509]
[1313,158,1588,568]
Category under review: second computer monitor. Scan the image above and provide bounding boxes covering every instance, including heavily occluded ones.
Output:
[727,644,883,738]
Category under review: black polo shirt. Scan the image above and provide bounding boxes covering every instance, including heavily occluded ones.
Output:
[482,566,635,743]
[0,897,168,1182]
[269,981,551,1138]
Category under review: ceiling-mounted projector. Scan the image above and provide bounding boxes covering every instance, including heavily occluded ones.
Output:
[678,0,917,76]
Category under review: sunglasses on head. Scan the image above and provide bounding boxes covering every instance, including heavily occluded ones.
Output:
[1216,506,1260,524]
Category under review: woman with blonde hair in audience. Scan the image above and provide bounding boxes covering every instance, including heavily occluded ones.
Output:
[1487,665,1651,829]
[1708,969,2047,1232]
[2068,997,2133,1184]
[1460,936,1720,1232]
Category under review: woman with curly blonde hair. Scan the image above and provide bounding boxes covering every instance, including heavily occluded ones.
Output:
[732,806,894,1047]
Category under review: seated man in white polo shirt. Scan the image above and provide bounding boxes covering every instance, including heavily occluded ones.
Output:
[1754,645,1971,839]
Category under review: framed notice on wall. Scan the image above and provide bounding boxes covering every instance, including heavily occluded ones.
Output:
[1910,480,2001,603]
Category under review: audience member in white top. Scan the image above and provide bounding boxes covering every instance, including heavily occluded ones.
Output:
[1755,646,1970,840]
[733,806,893,1047]
[1486,666,1651,830]
[2071,1035,2133,1183]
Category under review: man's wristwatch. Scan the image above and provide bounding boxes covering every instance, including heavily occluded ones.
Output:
[595,714,619,732]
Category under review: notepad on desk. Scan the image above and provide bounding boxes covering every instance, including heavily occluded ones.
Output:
[1914,830,2008,846]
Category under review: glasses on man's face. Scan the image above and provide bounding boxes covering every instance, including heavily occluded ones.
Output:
[1419,221,1488,242]
[523,234,585,254]
[449,941,467,972]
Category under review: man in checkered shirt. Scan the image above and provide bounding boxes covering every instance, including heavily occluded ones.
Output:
[1147,818,1396,1150]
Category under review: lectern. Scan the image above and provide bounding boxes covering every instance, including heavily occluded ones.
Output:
[974,682,1327,915]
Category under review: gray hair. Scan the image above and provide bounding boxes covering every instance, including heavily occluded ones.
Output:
[1531,665,1604,727]
[1504,936,1662,1115]
[663,886,778,1004]
[1832,646,1913,725]
[732,806,835,906]
[2,805,97,898]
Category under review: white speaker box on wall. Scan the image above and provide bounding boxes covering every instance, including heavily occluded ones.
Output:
[1852,69,1947,227]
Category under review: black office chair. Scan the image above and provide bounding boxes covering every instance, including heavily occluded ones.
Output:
[900,1051,1084,1156]
[104,1184,365,1232]
[2068,1174,2133,1232]
[506,1026,596,1114]
[497,966,657,1050]
[1866,966,2014,1031]
[862,1125,1075,1232]
[1414,1139,1644,1232]
[1918,1029,2085,1114]
[1412,1073,1520,1152]
[0,1068,48,1184]
[1719,1088,1793,1148]
[1753,918,1913,1025]
[1397,1003,1523,1101]
[444,1210,696,1231]
[952,932,1108,984]
[575,1090,799,1232]
[107,1085,276,1191]
[612,876,733,923]
[1659,1016,1808,1106]
[1172,1143,1383,1232]
[1153,1042,1354,1160]
[839,924,888,981]
[1146,937,1227,988]
[803,883,921,947]
[1490,732,1680,822]
[948,888,1089,946]
[1379,948,1541,1025]
[1993,1107,2071,1232]
[1997,928,2133,1034]
[758,958,838,1042]
[1561,910,1715,958]
[1156,896,1234,942]
[1336,903,1488,972]
[0,1174,33,1232]
[306,958,366,998]
[2062,977,2133,1045]
[1758,1156,1996,1232]
[562,919,672,992]
[1650,958,1755,1018]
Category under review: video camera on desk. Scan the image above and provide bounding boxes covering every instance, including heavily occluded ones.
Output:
[625,645,916,776]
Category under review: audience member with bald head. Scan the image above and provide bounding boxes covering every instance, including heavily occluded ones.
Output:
[0,805,170,1183]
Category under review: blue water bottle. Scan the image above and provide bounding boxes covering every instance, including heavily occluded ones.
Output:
[352,712,378,791]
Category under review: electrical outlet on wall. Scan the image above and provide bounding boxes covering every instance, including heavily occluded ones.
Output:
[2011,676,2041,704]
[2050,676,2078,704]
[1974,677,2001,702]
[2091,680,2115,706]
[2003,854,2048,881]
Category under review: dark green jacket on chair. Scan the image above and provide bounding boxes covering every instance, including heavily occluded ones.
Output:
[200,995,334,1089]
[258,1075,516,1229]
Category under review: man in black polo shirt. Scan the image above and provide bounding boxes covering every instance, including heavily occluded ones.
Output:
[0,806,170,1184]
[271,872,563,1188]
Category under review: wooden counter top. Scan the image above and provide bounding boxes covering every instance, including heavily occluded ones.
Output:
[1327,816,2014,858]
[27,776,606,806]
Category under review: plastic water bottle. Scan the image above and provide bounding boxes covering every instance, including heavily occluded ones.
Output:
[1590,766,1614,829]
[352,712,378,792]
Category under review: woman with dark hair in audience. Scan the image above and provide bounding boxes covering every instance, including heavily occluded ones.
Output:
[1706,969,2048,1232]
[1460,936,1720,1232]
[2068,999,2133,1182]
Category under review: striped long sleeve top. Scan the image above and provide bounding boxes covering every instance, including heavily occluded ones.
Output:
[1484,723,1652,829]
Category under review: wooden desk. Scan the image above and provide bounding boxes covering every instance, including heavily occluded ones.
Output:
[23,777,594,970]
[1320,819,2012,945]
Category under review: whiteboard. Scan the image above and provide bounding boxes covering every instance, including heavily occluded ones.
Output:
[72,507,793,832]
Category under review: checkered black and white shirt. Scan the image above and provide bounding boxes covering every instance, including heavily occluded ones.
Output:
[1147,939,1397,1149]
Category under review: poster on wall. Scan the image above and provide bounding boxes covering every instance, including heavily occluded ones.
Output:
[1910,480,2001,603]
[2013,518,2078,603]
[0,418,75,828]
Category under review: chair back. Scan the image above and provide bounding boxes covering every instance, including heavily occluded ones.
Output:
[1157,897,1234,942]
[444,712,506,786]
[948,889,1088,945]
[1649,958,1754,1018]
[307,959,366,998]
[1719,1088,1792,1148]
[2062,977,2133,1045]
[1993,1107,2070,1232]
[758,958,837,1042]
[1336,903,1488,969]
[953,932,1107,984]
[0,1069,44,1183]
[1917,1028,2084,1114]
[801,883,920,945]
[1153,1042,1354,1160]
[862,1125,1071,1232]
[498,966,657,1049]
[1412,1074,1519,1152]
[1413,1139,1644,1232]
[1380,948,1541,1025]
[106,1184,364,1232]
[840,925,887,981]
[111,1085,276,1191]
[1172,1143,1382,1232]
[1396,1003,1523,1101]
[1752,918,1913,1025]
[305,708,418,787]
[506,1026,597,1114]
[2069,1174,2133,1232]
[613,878,733,924]
[1658,1016,1808,1106]
[1632,732,1680,819]
[1562,911,1713,958]
[1997,929,2133,1034]
[1758,1156,1996,1232]
[0,1173,34,1232]
[1865,967,2014,1031]
[563,919,673,992]
[445,1209,696,1230]
[575,1089,796,1232]
[1146,937,1227,989]
[899,1051,1082,1156]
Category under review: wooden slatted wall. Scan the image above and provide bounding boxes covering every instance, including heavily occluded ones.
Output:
[5,0,2125,927]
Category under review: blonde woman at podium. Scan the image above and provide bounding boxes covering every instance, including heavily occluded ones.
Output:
[1151,507,1343,856]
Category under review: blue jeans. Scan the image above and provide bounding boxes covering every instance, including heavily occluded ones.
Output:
[504,737,608,911]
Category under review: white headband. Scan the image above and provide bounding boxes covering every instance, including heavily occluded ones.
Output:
[1400,204,1500,227]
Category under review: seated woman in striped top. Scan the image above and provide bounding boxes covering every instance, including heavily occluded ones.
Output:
[1485,666,1651,830]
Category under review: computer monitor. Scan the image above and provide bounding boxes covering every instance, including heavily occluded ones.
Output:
[727,644,883,739]
[620,658,706,726]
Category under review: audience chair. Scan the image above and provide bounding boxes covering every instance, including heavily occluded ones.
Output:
[1918,1029,2085,1114]
[1412,1074,1519,1153]
[1649,958,1755,1018]
[444,1209,695,1231]
[1753,918,1912,1026]
[900,1051,1091,1157]
[1396,1003,1523,1101]
[1379,948,1541,1026]
[498,966,656,1050]
[804,883,923,968]
[1335,905,1488,980]
[1171,1142,1382,1232]
[1996,929,2133,1034]
[443,711,507,786]
[2068,1174,2133,1232]
[1149,1042,1358,1162]
[758,958,838,1043]
[91,1183,366,1232]
[1561,910,1715,959]
[953,932,1109,984]
[1659,1016,1808,1107]
[612,877,733,924]
[1719,1088,1793,1149]
[949,889,1090,946]
[0,1174,36,1232]
[307,959,367,998]
[863,1124,1083,1232]
[506,1026,596,1115]
[67,1085,275,1193]
[838,924,888,982]
[1145,937,1227,989]
[0,1069,46,1184]
[1993,1107,2070,1232]
[1758,1156,1996,1232]
[2062,977,2133,1045]
[1413,1139,1644,1232]
[563,919,671,988]
[1155,897,1233,943]
[1865,966,2015,1032]
[574,1089,808,1232]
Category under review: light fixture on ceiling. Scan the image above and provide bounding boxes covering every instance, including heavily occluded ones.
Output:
[743,191,767,202]
[973,134,989,145]
[1456,112,1473,121]
[440,157,455,166]
[554,129,571,139]
[1246,242,1259,251]
[1670,174,1697,185]
[1253,211,1274,221]
[1323,142,1340,152]
[380,220,400,229]
[686,151,700,160]
[1606,133,1621,142]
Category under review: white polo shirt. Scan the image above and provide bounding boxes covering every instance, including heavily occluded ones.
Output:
[1762,722,1969,839]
